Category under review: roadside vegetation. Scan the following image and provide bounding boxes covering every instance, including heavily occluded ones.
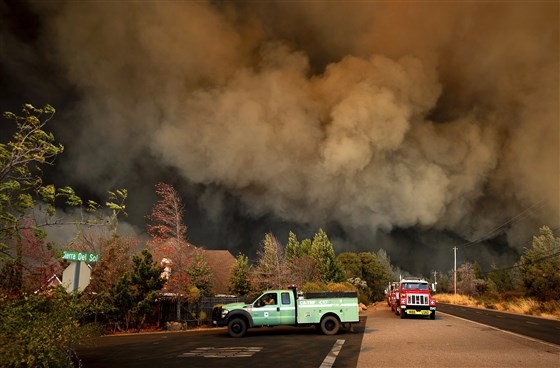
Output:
[435,293,560,320]
[433,225,560,320]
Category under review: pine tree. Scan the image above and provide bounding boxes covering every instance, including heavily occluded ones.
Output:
[110,249,164,331]
[518,226,560,301]
[310,229,345,283]
[228,253,253,297]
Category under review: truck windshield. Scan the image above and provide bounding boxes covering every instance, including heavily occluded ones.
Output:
[403,283,429,290]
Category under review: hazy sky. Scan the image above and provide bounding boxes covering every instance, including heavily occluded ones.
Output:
[1,1,558,276]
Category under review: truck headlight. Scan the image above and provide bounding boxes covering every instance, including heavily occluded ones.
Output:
[221,309,229,319]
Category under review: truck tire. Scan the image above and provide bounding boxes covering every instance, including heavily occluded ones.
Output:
[430,311,436,320]
[400,309,406,319]
[228,317,248,338]
[320,315,340,335]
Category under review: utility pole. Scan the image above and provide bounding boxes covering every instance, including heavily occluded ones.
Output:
[453,247,457,294]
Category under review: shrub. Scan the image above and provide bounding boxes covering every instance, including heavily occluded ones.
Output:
[0,288,100,367]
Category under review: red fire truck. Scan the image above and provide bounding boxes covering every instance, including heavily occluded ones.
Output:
[395,278,437,319]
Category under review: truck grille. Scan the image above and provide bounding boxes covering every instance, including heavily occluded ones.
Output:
[406,294,428,306]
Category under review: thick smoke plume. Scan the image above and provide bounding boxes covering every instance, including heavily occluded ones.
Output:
[1,1,558,275]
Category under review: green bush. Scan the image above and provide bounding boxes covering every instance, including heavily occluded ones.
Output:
[0,288,100,367]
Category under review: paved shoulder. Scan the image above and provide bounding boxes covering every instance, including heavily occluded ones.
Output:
[358,303,560,368]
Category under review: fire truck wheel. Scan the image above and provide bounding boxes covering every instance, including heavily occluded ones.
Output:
[320,316,340,335]
[400,310,406,319]
[228,317,248,338]
[430,311,436,320]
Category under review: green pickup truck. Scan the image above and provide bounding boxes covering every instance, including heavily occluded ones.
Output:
[212,286,360,337]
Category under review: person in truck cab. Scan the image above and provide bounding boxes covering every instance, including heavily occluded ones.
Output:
[256,293,276,307]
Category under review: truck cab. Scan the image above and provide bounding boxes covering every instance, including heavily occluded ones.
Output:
[249,290,297,327]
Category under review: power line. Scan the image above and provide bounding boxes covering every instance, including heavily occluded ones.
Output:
[458,200,546,249]
[477,250,560,277]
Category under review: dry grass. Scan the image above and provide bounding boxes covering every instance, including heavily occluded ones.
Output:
[435,293,560,320]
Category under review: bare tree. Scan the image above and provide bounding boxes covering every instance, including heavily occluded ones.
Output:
[145,182,190,320]
[252,233,288,290]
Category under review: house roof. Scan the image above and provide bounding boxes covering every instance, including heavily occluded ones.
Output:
[199,249,236,295]
[151,240,237,295]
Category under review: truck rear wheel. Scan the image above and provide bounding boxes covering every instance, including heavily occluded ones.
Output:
[228,317,247,338]
[320,316,340,335]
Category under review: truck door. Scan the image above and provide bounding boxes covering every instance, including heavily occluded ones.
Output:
[252,292,282,326]
[278,291,296,325]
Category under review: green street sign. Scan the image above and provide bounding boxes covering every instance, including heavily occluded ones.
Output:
[62,251,100,263]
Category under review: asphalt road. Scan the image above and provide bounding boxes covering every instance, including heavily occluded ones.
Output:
[75,318,367,368]
[76,305,560,368]
[437,303,560,345]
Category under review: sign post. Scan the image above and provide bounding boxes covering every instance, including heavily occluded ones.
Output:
[62,250,99,367]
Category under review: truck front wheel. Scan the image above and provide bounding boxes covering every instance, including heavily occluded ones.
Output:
[228,317,248,338]
[430,311,436,320]
[320,316,340,335]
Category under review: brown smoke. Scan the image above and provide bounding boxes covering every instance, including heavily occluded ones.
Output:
[2,1,557,273]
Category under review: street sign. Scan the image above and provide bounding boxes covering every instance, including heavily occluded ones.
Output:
[62,250,100,263]
[62,261,92,293]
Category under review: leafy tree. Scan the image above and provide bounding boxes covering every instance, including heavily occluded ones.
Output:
[0,104,63,248]
[285,232,317,287]
[517,226,560,301]
[80,236,138,321]
[0,104,128,295]
[0,104,67,292]
[357,252,391,301]
[86,236,137,294]
[338,252,371,303]
[310,229,345,283]
[0,287,100,368]
[109,272,134,330]
[228,253,253,297]
[186,249,214,297]
[487,264,515,296]
[473,261,485,280]
[0,104,128,366]
[0,217,60,294]
[435,270,453,294]
[110,249,164,331]
[338,252,363,279]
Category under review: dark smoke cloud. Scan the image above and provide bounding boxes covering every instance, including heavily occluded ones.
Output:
[1,1,558,275]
